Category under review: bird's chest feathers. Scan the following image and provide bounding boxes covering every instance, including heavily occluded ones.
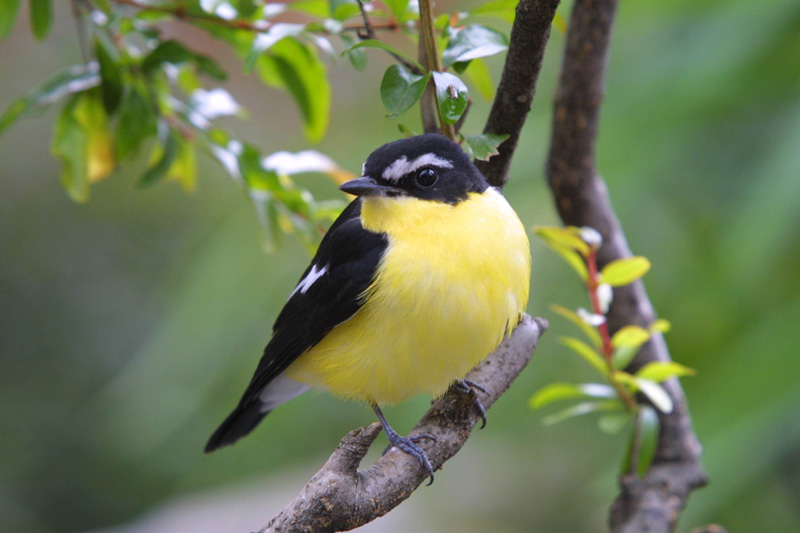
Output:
[288,190,530,405]
[361,193,518,301]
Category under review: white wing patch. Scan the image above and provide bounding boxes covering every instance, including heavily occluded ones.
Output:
[381,153,453,182]
[290,264,328,297]
[258,374,309,412]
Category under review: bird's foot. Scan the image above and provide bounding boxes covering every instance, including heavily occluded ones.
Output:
[454,379,488,429]
[384,431,436,485]
[373,404,436,485]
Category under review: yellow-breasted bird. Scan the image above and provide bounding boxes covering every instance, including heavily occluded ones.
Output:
[205,134,530,481]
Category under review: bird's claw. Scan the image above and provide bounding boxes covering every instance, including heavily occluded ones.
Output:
[455,379,488,429]
[385,433,436,485]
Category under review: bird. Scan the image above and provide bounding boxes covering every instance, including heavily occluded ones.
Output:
[205,133,531,482]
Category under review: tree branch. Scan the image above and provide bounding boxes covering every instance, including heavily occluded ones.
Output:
[545,0,708,531]
[262,315,548,532]
[107,0,399,34]
[418,0,456,140]
[476,0,561,188]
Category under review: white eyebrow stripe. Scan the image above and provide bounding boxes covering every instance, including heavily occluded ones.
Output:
[290,264,328,297]
[381,153,453,182]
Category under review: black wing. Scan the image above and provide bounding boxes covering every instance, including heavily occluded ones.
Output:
[206,199,387,451]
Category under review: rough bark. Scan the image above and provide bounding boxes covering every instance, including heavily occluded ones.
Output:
[475,0,562,188]
[262,316,548,532]
[545,0,708,531]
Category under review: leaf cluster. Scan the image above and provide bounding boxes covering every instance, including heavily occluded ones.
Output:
[531,226,696,477]
[0,0,535,248]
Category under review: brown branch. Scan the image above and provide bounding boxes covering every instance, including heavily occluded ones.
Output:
[545,0,708,531]
[261,315,548,532]
[476,0,562,188]
[107,0,398,34]
[418,0,456,140]
[418,31,439,134]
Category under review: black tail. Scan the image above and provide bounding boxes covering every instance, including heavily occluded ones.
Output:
[205,403,269,453]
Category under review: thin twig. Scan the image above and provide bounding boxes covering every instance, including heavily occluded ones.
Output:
[545,0,708,531]
[355,0,423,75]
[418,0,456,140]
[72,0,90,63]
[106,0,391,34]
[453,99,472,136]
[107,0,272,31]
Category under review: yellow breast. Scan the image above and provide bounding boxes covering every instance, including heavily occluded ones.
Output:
[285,188,531,405]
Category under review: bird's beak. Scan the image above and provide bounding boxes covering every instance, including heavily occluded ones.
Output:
[340,176,402,197]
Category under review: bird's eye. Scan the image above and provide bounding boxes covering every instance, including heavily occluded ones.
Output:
[415,167,437,187]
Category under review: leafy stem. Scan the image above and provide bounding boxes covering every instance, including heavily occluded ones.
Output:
[585,244,637,411]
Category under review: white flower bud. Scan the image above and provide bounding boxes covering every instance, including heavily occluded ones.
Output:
[580,227,603,247]
[577,307,606,327]
[597,283,613,313]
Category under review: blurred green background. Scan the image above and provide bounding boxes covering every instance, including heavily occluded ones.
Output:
[2,0,799,531]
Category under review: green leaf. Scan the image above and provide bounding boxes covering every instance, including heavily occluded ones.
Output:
[142,40,227,80]
[534,226,591,255]
[464,58,493,100]
[29,0,52,40]
[612,345,640,370]
[94,38,123,114]
[380,64,431,119]
[0,0,23,38]
[635,378,673,414]
[340,33,366,71]
[341,39,425,73]
[542,400,623,426]
[258,37,330,142]
[234,0,259,18]
[553,11,567,34]
[530,382,616,409]
[244,23,305,73]
[550,304,602,347]
[649,319,672,333]
[398,123,416,137]
[139,129,178,187]
[384,0,410,21]
[635,362,696,382]
[432,71,468,124]
[289,0,329,17]
[332,1,361,21]
[554,244,590,281]
[598,413,632,435]
[611,325,651,348]
[250,191,283,253]
[451,60,470,74]
[600,256,651,287]
[115,87,157,160]
[166,135,197,192]
[0,65,100,138]
[442,25,508,68]
[51,97,90,202]
[462,133,509,161]
[469,0,517,23]
[238,143,280,191]
[559,336,608,377]
[177,65,203,93]
[622,406,660,477]
[51,90,114,202]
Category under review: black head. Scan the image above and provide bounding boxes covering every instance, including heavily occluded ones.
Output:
[340,134,489,204]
